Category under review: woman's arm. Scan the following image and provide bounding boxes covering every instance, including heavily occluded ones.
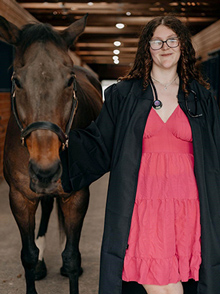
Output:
[60,83,121,192]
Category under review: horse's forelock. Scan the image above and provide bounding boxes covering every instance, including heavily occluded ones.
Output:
[18,23,66,54]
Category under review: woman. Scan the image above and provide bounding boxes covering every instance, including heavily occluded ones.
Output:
[61,16,220,294]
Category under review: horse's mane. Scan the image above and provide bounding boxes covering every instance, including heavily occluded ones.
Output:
[18,22,66,53]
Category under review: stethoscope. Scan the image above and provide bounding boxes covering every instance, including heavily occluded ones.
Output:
[185,89,203,118]
[149,77,203,118]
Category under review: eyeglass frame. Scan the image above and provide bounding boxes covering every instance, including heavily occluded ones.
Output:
[149,37,179,50]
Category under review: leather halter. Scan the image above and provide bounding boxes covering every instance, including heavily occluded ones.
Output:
[11,73,78,150]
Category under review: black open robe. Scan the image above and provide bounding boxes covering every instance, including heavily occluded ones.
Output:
[61,78,220,294]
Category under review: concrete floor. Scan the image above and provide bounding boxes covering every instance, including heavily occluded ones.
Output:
[0,174,109,294]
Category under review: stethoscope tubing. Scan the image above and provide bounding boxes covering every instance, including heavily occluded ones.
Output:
[149,77,202,117]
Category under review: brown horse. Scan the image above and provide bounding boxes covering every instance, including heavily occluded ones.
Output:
[0,15,102,294]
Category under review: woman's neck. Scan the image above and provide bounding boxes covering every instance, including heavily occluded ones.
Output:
[151,67,178,84]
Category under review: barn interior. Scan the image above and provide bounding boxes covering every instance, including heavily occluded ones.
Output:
[0,0,220,177]
[0,2,220,293]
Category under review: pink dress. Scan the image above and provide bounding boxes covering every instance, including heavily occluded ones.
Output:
[122,105,201,285]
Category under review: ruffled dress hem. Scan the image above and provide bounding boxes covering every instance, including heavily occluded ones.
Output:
[122,253,201,285]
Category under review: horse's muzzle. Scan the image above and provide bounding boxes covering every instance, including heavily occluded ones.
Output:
[28,159,62,194]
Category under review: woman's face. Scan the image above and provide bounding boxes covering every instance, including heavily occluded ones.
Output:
[149,25,181,71]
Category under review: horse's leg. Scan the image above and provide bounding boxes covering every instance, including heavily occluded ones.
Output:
[59,187,90,294]
[35,196,54,280]
[9,188,39,294]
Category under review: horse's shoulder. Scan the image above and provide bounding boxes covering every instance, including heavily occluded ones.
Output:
[74,65,102,95]
[73,65,98,81]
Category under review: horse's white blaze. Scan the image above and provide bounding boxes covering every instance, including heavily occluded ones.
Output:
[35,236,46,261]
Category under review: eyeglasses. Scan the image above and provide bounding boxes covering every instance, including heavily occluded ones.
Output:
[149,37,179,50]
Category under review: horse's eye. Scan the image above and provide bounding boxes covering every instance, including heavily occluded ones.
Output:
[67,76,74,87]
[14,78,22,89]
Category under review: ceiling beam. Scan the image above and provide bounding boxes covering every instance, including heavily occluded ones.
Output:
[55,26,141,34]
[81,56,135,64]
[0,0,36,27]
[76,40,139,48]
[18,1,219,9]
[16,0,219,3]
[19,2,162,10]
[78,48,137,55]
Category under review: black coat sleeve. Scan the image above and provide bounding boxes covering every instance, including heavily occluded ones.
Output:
[60,83,121,192]
[207,93,220,163]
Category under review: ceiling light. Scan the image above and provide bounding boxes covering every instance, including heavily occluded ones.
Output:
[113,49,120,55]
[126,12,131,16]
[87,2,94,5]
[114,59,120,64]
[169,2,179,6]
[113,56,119,61]
[116,23,125,29]
[114,41,121,47]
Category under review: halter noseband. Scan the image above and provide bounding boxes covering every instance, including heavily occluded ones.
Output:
[11,73,78,150]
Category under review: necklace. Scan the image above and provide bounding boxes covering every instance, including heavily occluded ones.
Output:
[151,75,178,90]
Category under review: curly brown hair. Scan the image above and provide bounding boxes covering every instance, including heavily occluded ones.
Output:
[120,15,209,96]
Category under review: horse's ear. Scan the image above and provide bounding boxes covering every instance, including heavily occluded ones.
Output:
[60,14,88,47]
[0,16,20,46]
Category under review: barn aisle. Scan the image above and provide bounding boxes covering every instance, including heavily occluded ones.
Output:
[0,173,109,294]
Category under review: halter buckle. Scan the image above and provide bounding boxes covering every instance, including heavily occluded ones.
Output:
[62,139,69,151]
[21,137,25,146]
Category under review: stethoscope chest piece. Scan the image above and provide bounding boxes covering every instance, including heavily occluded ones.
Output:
[149,77,163,110]
[153,99,163,110]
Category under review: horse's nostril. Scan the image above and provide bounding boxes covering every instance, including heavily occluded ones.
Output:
[29,160,62,184]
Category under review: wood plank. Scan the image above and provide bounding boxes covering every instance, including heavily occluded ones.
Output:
[78,48,137,55]
[192,19,220,61]
[16,0,220,4]
[0,0,36,27]
[81,56,135,64]
[55,26,141,34]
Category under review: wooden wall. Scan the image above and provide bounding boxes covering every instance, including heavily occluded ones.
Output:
[0,0,36,28]
[192,19,220,62]
[192,19,220,104]
[0,93,10,180]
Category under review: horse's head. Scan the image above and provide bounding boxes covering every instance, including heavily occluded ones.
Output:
[0,15,87,194]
